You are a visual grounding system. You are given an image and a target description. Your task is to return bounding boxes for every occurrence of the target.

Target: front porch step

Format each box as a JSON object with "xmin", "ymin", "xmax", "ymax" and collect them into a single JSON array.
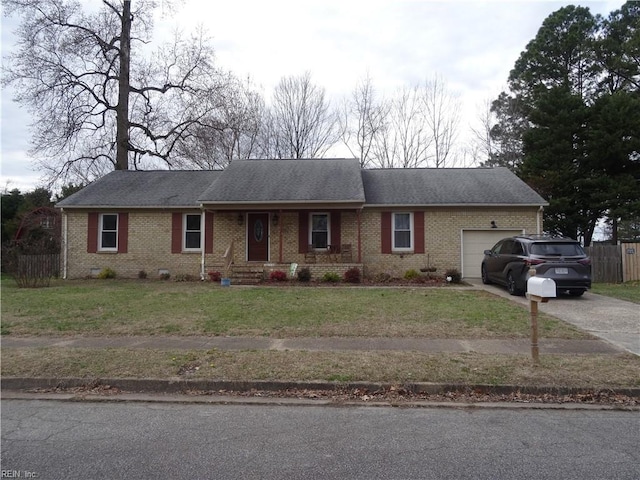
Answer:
[{"xmin": 229, "ymin": 264, "xmax": 264, "ymax": 285}]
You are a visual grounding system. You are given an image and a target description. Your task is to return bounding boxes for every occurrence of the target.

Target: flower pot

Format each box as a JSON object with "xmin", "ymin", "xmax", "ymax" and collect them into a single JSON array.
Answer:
[{"xmin": 221, "ymin": 278, "xmax": 231, "ymax": 287}]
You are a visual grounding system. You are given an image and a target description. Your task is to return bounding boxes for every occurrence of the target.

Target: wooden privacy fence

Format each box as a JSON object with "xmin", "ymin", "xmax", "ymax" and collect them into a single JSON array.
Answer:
[
  {"xmin": 17, "ymin": 254, "xmax": 61, "ymax": 279},
  {"xmin": 585, "ymin": 243, "xmax": 639, "ymax": 283},
  {"xmin": 621, "ymin": 242, "xmax": 640, "ymax": 282}
]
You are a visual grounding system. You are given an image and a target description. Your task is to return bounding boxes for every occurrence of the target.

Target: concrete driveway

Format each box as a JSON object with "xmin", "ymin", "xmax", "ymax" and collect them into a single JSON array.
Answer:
[{"xmin": 467, "ymin": 279, "xmax": 640, "ymax": 356}]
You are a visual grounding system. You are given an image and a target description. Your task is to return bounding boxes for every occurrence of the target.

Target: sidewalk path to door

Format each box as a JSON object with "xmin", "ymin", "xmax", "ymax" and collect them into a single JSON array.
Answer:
[{"xmin": 467, "ymin": 279, "xmax": 639, "ymax": 356}]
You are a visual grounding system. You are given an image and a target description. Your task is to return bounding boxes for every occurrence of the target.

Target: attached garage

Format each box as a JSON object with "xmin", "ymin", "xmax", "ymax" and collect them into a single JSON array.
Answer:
[{"xmin": 461, "ymin": 229, "xmax": 523, "ymax": 278}]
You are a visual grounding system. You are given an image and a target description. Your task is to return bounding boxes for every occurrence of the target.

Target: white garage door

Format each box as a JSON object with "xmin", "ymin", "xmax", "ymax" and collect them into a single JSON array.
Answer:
[{"xmin": 461, "ymin": 230, "xmax": 523, "ymax": 278}]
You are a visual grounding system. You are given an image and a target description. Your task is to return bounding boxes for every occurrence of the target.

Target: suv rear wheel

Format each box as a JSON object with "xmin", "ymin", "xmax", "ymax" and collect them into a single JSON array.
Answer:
[{"xmin": 481, "ymin": 264, "xmax": 492, "ymax": 285}]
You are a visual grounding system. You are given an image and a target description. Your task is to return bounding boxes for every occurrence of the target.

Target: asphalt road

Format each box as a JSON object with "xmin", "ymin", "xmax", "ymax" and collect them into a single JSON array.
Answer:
[{"xmin": 2, "ymin": 400, "xmax": 638, "ymax": 480}]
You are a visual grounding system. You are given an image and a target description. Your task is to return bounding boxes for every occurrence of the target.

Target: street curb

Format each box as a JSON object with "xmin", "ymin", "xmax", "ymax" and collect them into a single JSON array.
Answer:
[
  {"xmin": 2, "ymin": 377, "xmax": 639, "ymax": 398},
  {"xmin": 3, "ymin": 391, "xmax": 638, "ymax": 411}
]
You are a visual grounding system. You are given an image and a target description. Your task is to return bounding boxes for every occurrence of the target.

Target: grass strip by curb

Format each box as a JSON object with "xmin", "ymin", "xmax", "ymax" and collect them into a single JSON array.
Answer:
[{"xmin": 3, "ymin": 348, "xmax": 639, "ymax": 389}]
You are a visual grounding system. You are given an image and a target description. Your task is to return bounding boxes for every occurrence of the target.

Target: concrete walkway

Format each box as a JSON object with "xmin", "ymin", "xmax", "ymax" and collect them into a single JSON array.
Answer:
[
  {"xmin": 0, "ymin": 335, "xmax": 623, "ymax": 355},
  {"xmin": 467, "ymin": 280, "xmax": 639, "ymax": 356}
]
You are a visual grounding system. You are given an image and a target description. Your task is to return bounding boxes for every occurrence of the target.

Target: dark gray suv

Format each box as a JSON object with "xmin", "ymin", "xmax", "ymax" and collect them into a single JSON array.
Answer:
[{"xmin": 481, "ymin": 235, "xmax": 591, "ymax": 296}]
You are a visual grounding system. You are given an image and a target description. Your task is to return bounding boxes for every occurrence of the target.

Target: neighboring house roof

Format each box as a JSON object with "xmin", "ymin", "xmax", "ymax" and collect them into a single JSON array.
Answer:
[
  {"xmin": 198, "ymin": 158, "xmax": 366, "ymax": 205},
  {"xmin": 361, "ymin": 167, "xmax": 547, "ymax": 206},
  {"xmin": 55, "ymin": 161, "xmax": 547, "ymax": 209},
  {"xmin": 14, "ymin": 206, "xmax": 61, "ymax": 241},
  {"xmin": 56, "ymin": 170, "xmax": 222, "ymax": 208}
]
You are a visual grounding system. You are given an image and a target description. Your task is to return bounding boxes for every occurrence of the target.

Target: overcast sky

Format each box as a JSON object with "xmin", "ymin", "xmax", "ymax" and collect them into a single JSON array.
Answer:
[{"xmin": 0, "ymin": 0, "xmax": 624, "ymax": 192}]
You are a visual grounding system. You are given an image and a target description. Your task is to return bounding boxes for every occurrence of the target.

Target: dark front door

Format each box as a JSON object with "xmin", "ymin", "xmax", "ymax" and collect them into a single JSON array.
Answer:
[{"xmin": 247, "ymin": 213, "xmax": 269, "ymax": 262}]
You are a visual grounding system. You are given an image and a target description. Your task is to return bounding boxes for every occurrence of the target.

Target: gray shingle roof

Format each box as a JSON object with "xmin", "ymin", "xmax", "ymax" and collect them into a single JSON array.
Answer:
[
  {"xmin": 361, "ymin": 167, "xmax": 547, "ymax": 206},
  {"xmin": 56, "ymin": 170, "xmax": 222, "ymax": 208},
  {"xmin": 55, "ymin": 163, "xmax": 547, "ymax": 209},
  {"xmin": 198, "ymin": 159, "xmax": 366, "ymax": 204}
]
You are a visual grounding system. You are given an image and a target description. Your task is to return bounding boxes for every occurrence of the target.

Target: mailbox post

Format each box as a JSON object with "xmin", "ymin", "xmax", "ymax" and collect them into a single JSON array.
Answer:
[{"xmin": 526, "ymin": 269, "xmax": 556, "ymax": 363}]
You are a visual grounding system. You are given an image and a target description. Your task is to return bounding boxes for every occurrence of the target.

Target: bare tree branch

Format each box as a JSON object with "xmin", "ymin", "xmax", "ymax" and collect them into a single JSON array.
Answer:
[
  {"xmin": 422, "ymin": 74, "xmax": 461, "ymax": 168},
  {"xmin": 340, "ymin": 73, "xmax": 389, "ymax": 168},
  {"xmin": 263, "ymin": 72, "xmax": 339, "ymax": 159},
  {"xmin": 3, "ymin": 0, "xmax": 231, "ymax": 185}
]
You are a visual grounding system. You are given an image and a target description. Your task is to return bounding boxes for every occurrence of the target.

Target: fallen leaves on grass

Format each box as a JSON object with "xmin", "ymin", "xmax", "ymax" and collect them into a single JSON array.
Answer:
[{"xmin": 189, "ymin": 385, "xmax": 639, "ymax": 407}]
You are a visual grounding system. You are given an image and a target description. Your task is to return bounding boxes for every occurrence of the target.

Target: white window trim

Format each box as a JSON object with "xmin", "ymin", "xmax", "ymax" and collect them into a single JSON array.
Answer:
[
  {"xmin": 392, "ymin": 212, "xmax": 413, "ymax": 252},
  {"xmin": 309, "ymin": 212, "xmax": 331, "ymax": 250},
  {"xmin": 40, "ymin": 216, "xmax": 54, "ymax": 229},
  {"xmin": 98, "ymin": 213, "xmax": 118, "ymax": 252},
  {"xmin": 183, "ymin": 213, "xmax": 203, "ymax": 252}
]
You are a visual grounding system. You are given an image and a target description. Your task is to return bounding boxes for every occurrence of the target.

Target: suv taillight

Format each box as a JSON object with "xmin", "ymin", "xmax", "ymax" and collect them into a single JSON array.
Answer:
[{"xmin": 525, "ymin": 259, "xmax": 545, "ymax": 266}]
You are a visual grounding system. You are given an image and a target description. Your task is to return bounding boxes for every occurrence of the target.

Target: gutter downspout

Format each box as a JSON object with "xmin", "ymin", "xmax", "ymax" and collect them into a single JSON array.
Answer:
[
  {"xmin": 537, "ymin": 206, "xmax": 544, "ymax": 234},
  {"xmin": 278, "ymin": 209, "xmax": 283, "ymax": 263},
  {"xmin": 357, "ymin": 208, "xmax": 362, "ymax": 264},
  {"xmin": 62, "ymin": 208, "xmax": 68, "ymax": 279},
  {"xmin": 200, "ymin": 205, "xmax": 206, "ymax": 280}
]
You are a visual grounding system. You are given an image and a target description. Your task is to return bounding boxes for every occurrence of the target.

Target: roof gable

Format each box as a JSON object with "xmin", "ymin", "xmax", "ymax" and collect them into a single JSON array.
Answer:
[{"xmin": 198, "ymin": 158, "xmax": 366, "ymax": 204}]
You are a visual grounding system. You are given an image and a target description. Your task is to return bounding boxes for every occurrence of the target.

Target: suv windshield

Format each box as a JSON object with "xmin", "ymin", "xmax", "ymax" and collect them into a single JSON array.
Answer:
[{"xmin": 530, "ymin": 242, "xmax": 585, "ymax": 256}]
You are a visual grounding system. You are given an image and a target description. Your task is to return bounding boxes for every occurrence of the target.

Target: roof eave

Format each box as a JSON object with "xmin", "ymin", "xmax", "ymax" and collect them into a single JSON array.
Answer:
[
  {"xmin": 55, "ymin": 204, "xmax": 203, "ymax": 210},
  {"xmin": 200, "ymin": 199, "xmax": 365, "ymax": 208},
  {"xmin": 56, "ymin": 201, "xmax": 548, "ymax": 209},
  {"xmin": 363, "ymin": 202, "xmax": 549, "ymax": 208}
]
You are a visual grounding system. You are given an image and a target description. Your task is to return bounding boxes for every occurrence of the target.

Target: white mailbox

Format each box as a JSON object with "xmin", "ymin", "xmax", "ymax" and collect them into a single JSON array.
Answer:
[{"xmin": 527, "ymin": 276, "xmax": 556, "ymax": 299}]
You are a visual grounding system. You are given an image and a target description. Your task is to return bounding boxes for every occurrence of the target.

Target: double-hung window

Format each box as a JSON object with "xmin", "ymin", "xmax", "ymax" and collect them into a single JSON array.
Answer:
[
  {"xmin": 392, "ymin": 212, "xmax": 412, "ymax": 251},
  {"xmin": 99, "ymin": 213, "xmax": 118, "ymax": 251},
  {"xmin": 310, "ymin": 213, "xmax": 329, "ymax": 249},
  {"xmin": 40, "ymin": 216, "xmax": 54, "ymax": 230},
  {"xmin": 184, "ymin": 214, "xmax": 202, "ymax": 251}
]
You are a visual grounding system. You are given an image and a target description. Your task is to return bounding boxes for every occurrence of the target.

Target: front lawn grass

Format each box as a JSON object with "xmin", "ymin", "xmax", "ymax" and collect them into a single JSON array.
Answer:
[
  {"xmin": 3, "ymin": 278, "xmax": 638, "ymax": 390},
  {"xmin": 591, "ymin": 281, "xmax": 640, "ymax": 304},
  {"xmin": 0, "ymin": 278, "xmax": 588, "ymax": 339}
]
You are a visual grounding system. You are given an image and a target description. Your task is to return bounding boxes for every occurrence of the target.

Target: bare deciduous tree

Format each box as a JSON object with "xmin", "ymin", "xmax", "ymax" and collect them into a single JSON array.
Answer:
[
  {"xmin": 372, "ymin": 86, "xmax": 431, "ymax": 168},
  {"xmin": 469, "ymin": 97, "xmax": 496, "ymax": 165},
  {"xmin": 174, "ymin": 75, "xmax": 265, "ymax": 169},
  {"xmin": 393, "ymin": 86, "xmax": 431, "ymax": 168},
  {"xmin": 3, "ymin": 0, "xmax": 226, "ymax": 184},
  {"xmin": 339, "ymin": 74, "xmax": 389, "ymax": 168},
  {"xmin": 349, "ymin": 75, "xmax": 463, "ymax": 169},
  {"xmin": 263, "ymin": 72, "xmax": 338, "ymax": 159},
  {"xmin": 422, "ymin": 74, "xmax": 461, "ymax": 168}
]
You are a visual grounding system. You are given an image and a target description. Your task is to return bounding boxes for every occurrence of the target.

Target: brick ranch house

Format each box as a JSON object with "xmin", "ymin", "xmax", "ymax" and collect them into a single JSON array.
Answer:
[{"xmin": 55, "ymin": 158, "xmax": 547, "ymax": 281}]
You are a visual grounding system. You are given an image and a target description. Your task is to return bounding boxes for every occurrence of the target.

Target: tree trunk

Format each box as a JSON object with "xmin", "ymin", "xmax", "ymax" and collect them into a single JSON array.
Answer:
[{"xmin": 116, "ymin": 0, "xmax": 131, "ymax": 170}]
